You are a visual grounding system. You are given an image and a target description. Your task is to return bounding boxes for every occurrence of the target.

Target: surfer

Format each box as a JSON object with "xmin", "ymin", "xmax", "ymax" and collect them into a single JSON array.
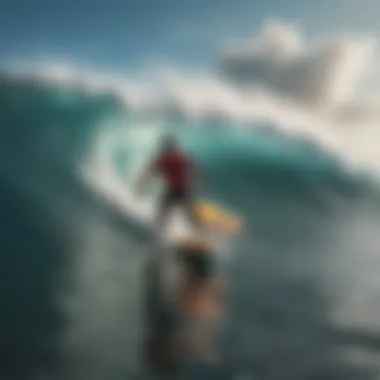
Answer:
[{"xmin": 138, "ymin": 134, "xmax": 202, "ymax": 235}]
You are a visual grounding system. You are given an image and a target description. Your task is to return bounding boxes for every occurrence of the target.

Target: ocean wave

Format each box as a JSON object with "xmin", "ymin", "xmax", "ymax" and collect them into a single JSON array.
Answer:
[
  {"xmin": 5, "ymin": 60, "xmax": 380, "ymax": 178},
  {"xmin": 2, "ymin": 69, "xmax": 380, "ymax": 379}
]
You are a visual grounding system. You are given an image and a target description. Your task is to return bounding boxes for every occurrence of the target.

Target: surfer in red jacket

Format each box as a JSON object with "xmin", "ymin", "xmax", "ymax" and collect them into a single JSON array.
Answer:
[{"xmin": 138, "ymin": 134, "xmax": 201, "ymax": 234}]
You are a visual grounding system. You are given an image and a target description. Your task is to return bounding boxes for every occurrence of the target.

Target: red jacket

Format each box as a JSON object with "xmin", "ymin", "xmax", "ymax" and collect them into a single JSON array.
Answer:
[{"xmin": 154, "ymin": 149, "xmax": 193, "ymax": 190}]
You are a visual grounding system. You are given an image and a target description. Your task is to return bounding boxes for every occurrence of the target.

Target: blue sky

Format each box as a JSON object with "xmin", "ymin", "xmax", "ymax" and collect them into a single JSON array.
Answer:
[{"xmin": 1, "ymin": 0, "xmax": 379, "ymax": 71}]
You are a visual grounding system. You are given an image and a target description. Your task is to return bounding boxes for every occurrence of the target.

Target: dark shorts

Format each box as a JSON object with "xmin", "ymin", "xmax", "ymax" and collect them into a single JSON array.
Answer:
[{"xmin": 181, "ymin": 249, "xmax": 213, "ymax": 279}]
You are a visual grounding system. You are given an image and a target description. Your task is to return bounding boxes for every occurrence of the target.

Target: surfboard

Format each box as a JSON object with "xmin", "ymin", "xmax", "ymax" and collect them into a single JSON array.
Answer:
[{"xmin": 194, "ymin": 199, "xmax": 243, "ymax": 236}]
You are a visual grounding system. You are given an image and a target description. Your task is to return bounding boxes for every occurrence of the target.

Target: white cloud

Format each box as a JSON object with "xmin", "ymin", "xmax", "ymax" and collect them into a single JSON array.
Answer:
[{"xmin": 219, "ymin": 21, "xmax": 376, "ymax": 110}]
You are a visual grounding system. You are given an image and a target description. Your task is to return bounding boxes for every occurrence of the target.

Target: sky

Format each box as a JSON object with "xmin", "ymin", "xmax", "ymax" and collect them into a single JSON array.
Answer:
[{"xmin": 1, "ymin": 0, "xmax": 380, "ymax": 70}]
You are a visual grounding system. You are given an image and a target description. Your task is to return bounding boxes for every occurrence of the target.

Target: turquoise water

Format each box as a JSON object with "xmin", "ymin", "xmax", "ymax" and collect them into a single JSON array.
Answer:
[{"xmin": 1, "ymin": 73, "xmax": 380, "ymax": 379}]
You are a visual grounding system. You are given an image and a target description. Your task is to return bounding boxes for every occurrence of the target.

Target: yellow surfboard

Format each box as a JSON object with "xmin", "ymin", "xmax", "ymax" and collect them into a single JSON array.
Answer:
[{"xmin": 194, "ymin": 200, "xmax": 243, "ymax": 236}]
